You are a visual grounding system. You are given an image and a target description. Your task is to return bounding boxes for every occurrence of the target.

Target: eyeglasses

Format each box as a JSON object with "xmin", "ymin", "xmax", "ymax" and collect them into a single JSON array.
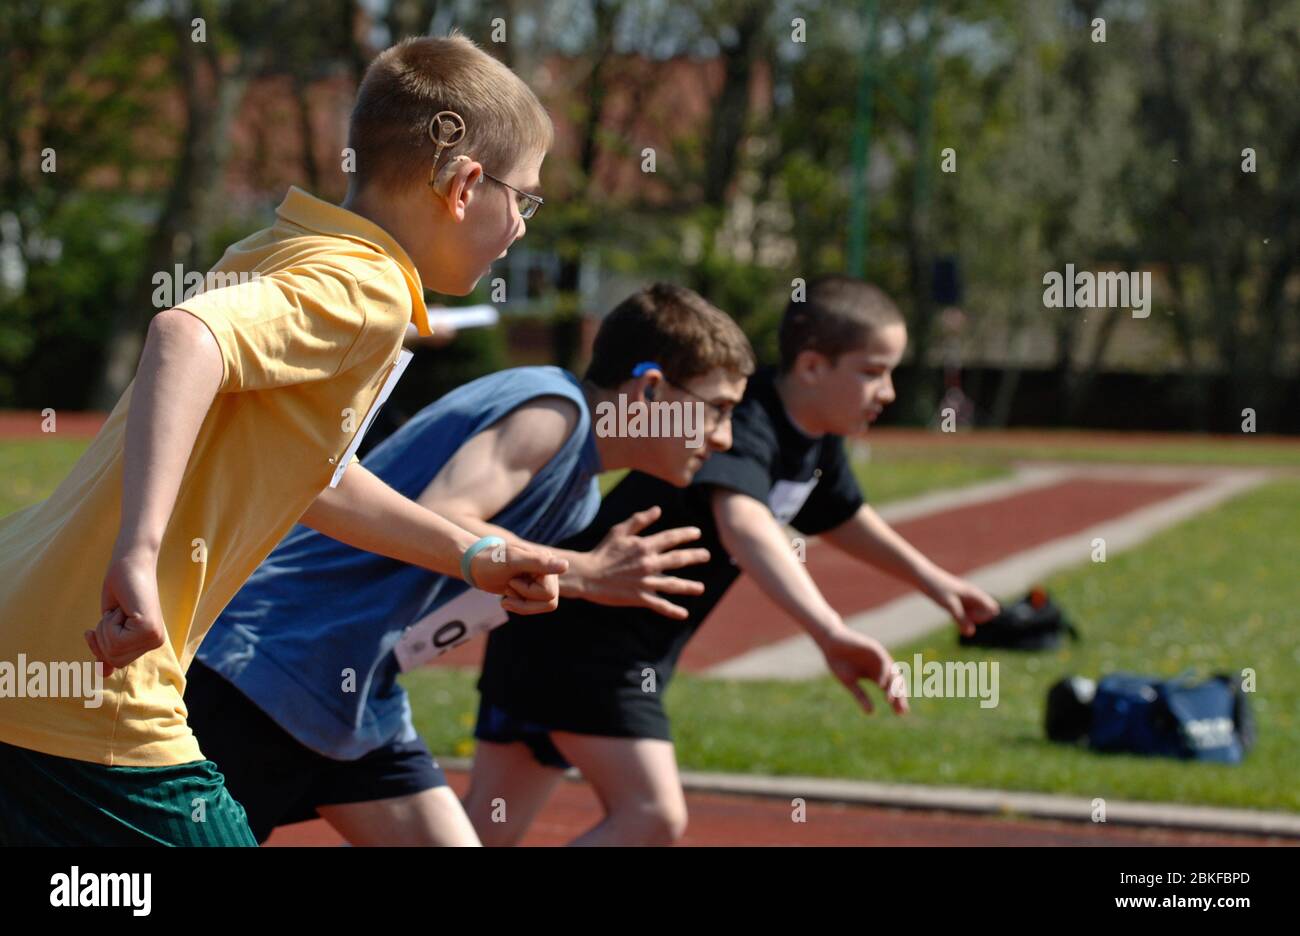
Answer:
[
  {"xmin": 662, "ymin": 378, "xmax": 736, "ymax": 430},
  {"xmin": 426, "ymin": 110, "xmax": 543, "ymax": 221},
  {"xmin": 479, "ymin": 171, "xmax": 544, "ymax": 220}
]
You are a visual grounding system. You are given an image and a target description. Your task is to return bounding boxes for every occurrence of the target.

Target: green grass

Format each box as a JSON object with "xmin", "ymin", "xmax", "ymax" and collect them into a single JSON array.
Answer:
[
  {"xmin": 405, "ymin": 672, "xmax": 483, "ymax": 760},
  {"xmin": 404, "ymin": 479, "xmax": 1300, "ymax": 812},
  {"xmin": 0, "ymin": 439, "xmax": 90, "ymax": 517},
  {"xmin": 850, "ymin": 457, "xmax": 1007, "ymax": 504},
  {"xmin": 872, "ymin": 432, "xmax": 1300, "ymax": 468},
  {"xmin": 0, "ymin": 440, "xmax": 1007, "ymax": 518},
  {"xmin": 599, "ymin": 458, "xmax": 1010, "ymax": 506}
]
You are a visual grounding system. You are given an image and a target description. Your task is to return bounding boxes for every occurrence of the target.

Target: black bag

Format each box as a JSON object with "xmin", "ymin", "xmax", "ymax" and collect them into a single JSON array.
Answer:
[
  {"xmin": 1045, "ymin": 675, "xmax": 1097, "ymax": 742},
  {"xmin": 960, "ymin": 587, "xmax": 1078, "ymax": 650}
]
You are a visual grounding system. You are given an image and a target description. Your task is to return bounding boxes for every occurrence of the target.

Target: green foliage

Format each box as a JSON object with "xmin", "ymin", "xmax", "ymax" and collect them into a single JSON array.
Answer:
[
  {"xmin": 3, "ymin": 0, "xmax": 1298, "ymax": 426},
  {"xmin": 0, "ymin": 196, "xmax": 151, "ymax": 406},
  {"xmin": 1, "ymin": 0, "xmax": 175, "ymax": 406}
]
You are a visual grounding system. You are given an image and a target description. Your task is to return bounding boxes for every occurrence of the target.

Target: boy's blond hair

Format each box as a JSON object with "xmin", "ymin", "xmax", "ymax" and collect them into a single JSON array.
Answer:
[{"xmin": 348, "ymin": 33, "xmax": 553, "ymax": 195}]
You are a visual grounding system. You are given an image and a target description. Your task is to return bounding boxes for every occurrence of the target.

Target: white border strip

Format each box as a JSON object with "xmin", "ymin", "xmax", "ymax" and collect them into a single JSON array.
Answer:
[
  {"xmin": 708, "ymin": 471, "xmax": 1269, "ymax": 680},
  {"xmin": 674, "ymin": 770, "xmax": 1300, "ymax": 838}
]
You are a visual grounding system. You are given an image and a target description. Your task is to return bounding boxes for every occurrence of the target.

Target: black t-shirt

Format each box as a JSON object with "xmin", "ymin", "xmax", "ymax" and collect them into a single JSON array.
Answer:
[{"xmin": 476, "ymin": 368, "xmax": 864, "ymax": 736}]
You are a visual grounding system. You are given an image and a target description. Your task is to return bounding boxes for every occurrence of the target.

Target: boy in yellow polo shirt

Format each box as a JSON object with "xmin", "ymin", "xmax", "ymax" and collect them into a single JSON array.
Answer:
[{"xmin": 0, "ymin": 33, "xmax": 561, "ymax": 845}]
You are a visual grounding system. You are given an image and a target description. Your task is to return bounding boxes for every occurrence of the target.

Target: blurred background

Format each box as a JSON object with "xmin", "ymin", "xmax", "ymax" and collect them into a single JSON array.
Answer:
[{"xmin": 3, "ymin": 0, "xmax": 1298, "ymax": 432}]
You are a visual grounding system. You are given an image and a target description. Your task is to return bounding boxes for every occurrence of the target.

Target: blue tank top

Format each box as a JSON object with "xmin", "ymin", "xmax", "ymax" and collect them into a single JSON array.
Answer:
[{"xmin": 196, "ymin": 367, "xmax": 602, "ymax": 759}]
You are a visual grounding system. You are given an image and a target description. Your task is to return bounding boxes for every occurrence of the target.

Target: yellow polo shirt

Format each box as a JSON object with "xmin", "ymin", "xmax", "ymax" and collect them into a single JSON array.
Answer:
[{"xmin": 0, "ymin": 187, "xmax": 432, "ymax": 766}]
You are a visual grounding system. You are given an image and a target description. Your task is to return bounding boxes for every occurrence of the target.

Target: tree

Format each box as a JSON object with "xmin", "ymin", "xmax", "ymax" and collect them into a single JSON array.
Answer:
[{"xmin": 1132, "ymin": 0, "xmax": 1300, "ymax": 429}]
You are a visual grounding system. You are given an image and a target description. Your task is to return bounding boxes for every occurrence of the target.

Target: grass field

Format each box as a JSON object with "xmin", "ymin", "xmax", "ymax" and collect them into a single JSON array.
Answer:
[
  {"xmin": 0, "ymin": 439, "xmax": 93, "ymax": 516},
  {"xmin": 403, "ymin": 478, "xmax": 1300, "ymax": 811},
  {"xmin": 8, "ymin": 426, "xmax": 1294, "ymax": 516},
  {"xmin": 864, "ymin": 429, "xmax": 1300, "ymax": 468},
  {"xmin": 599, "ymin": 457, "xmax": 1010, "ymax": 504},
  {"xmin": 4, "ymin": 431, "xmax": 1294, "ymax": 811},
  {"xmin": 1, "ymin": 438, "xmax": 1009, "ymax": 521}
]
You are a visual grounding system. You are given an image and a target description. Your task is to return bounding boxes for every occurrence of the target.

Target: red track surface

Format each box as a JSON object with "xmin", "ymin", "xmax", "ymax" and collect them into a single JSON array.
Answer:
[
  {"xmin": 265, "ymin": 770, "xmax": 1285, "ymax": 847},
  {"xmin": 0, "ymin": 411, "xmax": 109, "ymax": 438},
  {"xmin": 432, "ymin": 476, "xmax": 1198, "ymax": 671}
]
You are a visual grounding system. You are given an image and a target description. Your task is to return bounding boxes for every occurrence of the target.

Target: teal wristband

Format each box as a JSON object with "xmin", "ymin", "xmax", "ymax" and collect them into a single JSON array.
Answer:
[{"xmin": 461, "ymin": 535, "xmax": 506, "ymax": 590}]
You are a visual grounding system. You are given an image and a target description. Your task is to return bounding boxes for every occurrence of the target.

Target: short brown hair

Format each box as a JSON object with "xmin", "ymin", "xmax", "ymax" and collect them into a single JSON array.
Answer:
[
  {"xmin": 348, "ymin": 33, "xmax": 553, "ymax": 195},
  {"xmin": 585, "ymin": 284, "xmax": 756, "ymax": 389},
  {"xmin": 779, "ymin": 276, "xmax": 905, "ymax": 372}
]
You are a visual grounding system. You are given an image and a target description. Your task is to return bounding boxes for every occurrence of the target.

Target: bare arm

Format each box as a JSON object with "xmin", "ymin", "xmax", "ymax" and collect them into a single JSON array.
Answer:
[
  {"xmin": 300, "ymin": 462, "xmax": 478, "ymax": 578},
  {"xmin": 711, "ymin": 489, "xmax": 907, "ymax": 714},
  {"xmin": 411, "ymin": 398, "xmax": 709, "ymax": 618},
  {"xmin": 411, "ymin": 396, "xmax": 577, "ymax": 550},
  {"xmin": 711, "ymin": 489, "xmax": 842, "ymax": 645},
  {"xmin": 88, "ymin": 309, "xmax": 225, "ymax": 673},
  {"xmin": 299, "ymin": 459, "xmax": 566, "ymax": 612},
  {"xmin": 819, "ymin": 504, "xmax": 1000, "ymax": 635},
  {"xmin": 116, "ymin": 310, "xmax": 225, "ymax": 553}
]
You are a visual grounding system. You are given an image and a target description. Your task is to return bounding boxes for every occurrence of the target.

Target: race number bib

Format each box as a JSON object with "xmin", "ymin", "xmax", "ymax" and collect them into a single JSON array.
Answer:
[
  {"xmin": 768, "ymin": 476, "xmax": 819, "ymax": 525},
  {"xmin": 329, "ymin": 347, "xmax": 414, "ymax": 488},
  {"xmin": 393, "ymin": 587, "xmax": 509, "ymax": 671}
]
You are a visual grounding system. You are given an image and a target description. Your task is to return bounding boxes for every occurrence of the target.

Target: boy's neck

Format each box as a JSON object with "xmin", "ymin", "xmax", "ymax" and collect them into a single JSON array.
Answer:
[
  {"xmin": 582, "ymin": 381, "xmax": 638, "ymax": 472},
  {"xmin": 340, "ymin": 188, "xmax": 416, "ymax": 253},
  {"xmin": 773, "ymin": 372, "xmax": 825, "ymax": 438}
]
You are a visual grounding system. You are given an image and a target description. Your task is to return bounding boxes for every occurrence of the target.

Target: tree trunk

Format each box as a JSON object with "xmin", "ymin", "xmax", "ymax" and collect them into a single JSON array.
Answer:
[
  {"xmin": 1065, "ymin": 303, "xmax": 1120, "ymax": 424},
  {"xmin": 293, "ymin": 75, "xmax": 321, "ymax": 192},
  {"xmin": 702, "ymin": 3, "xmax": 766, "ymax": 208},
  {"xmin": 91, "ymin": 6, "xmax": 246, "ymax": 409}
]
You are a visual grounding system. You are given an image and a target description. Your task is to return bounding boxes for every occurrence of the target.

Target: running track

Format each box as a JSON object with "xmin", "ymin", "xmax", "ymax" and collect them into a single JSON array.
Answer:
[
  {"xmin": 4, "ymin": 414, "xmax": 1289, "ymax": 845},
  {"xmin": 431, "ymin": 473, "xmax": 1201, "ymax": 671},
  {"xmin": 265, "ymin": 769, "xmax": 1286, "ymax": 846}
]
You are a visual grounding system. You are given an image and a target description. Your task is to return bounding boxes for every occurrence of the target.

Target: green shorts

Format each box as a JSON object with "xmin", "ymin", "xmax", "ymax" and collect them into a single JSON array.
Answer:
[{"xmin": 0, "ymin": 740, "xmax": 256, "ymax": 846}]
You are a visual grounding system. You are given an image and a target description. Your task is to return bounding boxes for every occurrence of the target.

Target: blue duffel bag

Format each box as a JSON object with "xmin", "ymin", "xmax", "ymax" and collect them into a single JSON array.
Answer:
[{"xmin": 1046, "ymin": 671, "xmax": 1254, "ymax": 763}]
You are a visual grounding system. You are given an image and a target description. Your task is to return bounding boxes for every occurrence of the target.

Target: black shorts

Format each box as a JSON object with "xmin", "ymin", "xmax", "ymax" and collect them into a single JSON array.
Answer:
[
  {"xmin": 184, "ymin": 659, "xmax": 447, "ymax": 843},
  {"xmin": 473, "ymin": 699, "xmax": 574, "ymax": 770},
  {"xmin": 473, "ymin": 674, "xmax": 674, "ymax": 771}
]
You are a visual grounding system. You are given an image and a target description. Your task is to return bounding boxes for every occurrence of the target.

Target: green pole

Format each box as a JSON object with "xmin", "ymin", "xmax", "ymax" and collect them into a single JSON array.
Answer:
[
  {"xmin": 909, "ymin": 0, "xmax": 937, "ymax": 342},
  {"xmin": 847, "ymin": 0, "xmax": 880, "ymax": 277},
  {"xmin": 913, "ymin": 0, "xmax": 936, "ymax": 244}
]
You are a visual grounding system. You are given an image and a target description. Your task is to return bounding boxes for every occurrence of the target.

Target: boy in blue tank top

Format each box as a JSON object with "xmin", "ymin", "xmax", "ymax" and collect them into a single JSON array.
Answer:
[{"xmin": 185, "ymin": 283, "xmax": 755, "ymax": 844}]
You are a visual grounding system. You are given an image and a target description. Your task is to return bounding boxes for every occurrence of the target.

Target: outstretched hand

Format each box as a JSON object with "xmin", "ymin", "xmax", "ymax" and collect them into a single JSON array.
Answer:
[
  {"xmin": 929, "ymin": 573, "xmax": 1000, "ymax": 637},
  {"xmin": 821, "ymin": 628, "xmax": 909, "ymax": 715},
  {"xmin": 577, "ymin": 505, "xmax": 711, "ymax": 619}
]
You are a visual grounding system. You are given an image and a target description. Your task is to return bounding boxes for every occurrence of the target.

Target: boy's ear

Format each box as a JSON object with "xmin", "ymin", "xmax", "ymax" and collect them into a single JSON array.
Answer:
[
  {"xmin": 431, "ymin": 156, "xmax": 483, "ymax": 222},
  {"xmin": 638, "ymin": 369, "xmax": 662, "ymax": 402},
  {"xmin": 792, "ymin": 348, "xmax": 828, "ymax": 381},
  {"xmin": 617, "ymin": 371, "xmax": 661, "ymax": 403}
]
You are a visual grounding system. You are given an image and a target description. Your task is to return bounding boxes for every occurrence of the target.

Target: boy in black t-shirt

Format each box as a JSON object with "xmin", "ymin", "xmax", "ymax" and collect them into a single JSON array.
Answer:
[{"xmin": 465, "ymin": 276, "xmax": 1001, "ymax": 846}]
